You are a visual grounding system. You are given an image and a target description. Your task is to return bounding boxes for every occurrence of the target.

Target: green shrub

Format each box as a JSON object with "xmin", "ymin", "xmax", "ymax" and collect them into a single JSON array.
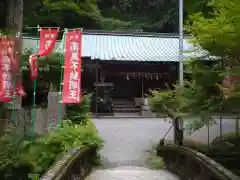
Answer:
[
  {"xmin": 64, "ymin": 94, "xmax": 91, "ymax": 124},
  {"xmin": 211, "ymin": 132, "xmax": 239, "ymax": 145},
  {"xmin": 0, "ymin": 119, "xmax": 103, "ymax": 179},
  {"xmin": 149, "ymin": 90, "xmax": 176, "ymax": 114},
  {"xmin": 0, "ymin": 125, "xmax": 31, "ymax": 179},
  {"xmin": 206, "ymin": 133, "xmax": 240, "ymax": 176},
  {"xmin": 182, "ymin": 139, "xmax": 208, "ymax": 151},
  {"xmin": 181, "ymin": 134, "xmax": 240, "ymax": 176},
  {"xmin": 22, "ymin": 120, "xmax": 103, "ymax": 176}
]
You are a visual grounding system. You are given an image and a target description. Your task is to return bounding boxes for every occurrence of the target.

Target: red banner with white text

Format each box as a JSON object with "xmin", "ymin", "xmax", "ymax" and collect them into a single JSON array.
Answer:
[
  {"xmin": 38, "ymin": 28, "xmax": 59, "ymax": 57},
  {"xmin": 62, "ymin": 31, "xmax": 82, "ymax": 103},
  {"xmin": 29, "ymin": 54, "xmax": 38, "ymax": 80},
  {"xmin": 0, "ymin": 36, "xmax": 26, "ymax": 101},
  {"xmin": 0, "ymin": 36, "xmax": 13, "ymax": 102},
  {"xmin": 29, "ymin": 28, "xmax": 59, "ymax": 80},
  {"xmin": 6, "ymin": 36, "xmax": 26, "ymax": 97}
]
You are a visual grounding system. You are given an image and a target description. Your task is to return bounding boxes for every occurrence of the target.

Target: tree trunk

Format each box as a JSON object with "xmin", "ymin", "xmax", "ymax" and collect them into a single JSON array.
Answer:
[{"xmin": 5, "ymin": 0, "xmax": 23, "ymax": 34}]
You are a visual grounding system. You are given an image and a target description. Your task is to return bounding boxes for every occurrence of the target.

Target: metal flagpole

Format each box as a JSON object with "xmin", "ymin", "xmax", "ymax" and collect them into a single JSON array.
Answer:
[
  {"xmin": 31, "ymin": 25, "xmax": 40, "ymax": 139},
  {"xmin": 57, "ymin": 28, "xmax": 67, "ymax": 124},
  {"xmin": 179, "ymin": 0, "xmax": 184, "ymax": 86},
  {"xmin": 173, "ymin": 0, "xmax": 184, "ymax": 145}
]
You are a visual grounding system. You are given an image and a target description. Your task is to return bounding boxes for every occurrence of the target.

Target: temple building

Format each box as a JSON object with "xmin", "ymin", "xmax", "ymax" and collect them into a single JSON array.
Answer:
[{"xmin": 22, "ymin": 30, "xmax": 207, "ymax": 116}]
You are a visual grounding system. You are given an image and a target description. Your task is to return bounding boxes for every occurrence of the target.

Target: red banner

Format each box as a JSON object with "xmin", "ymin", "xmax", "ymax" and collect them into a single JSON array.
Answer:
[
  {"xmin": 0, "ymin": 36, "xmax": 25, "ymax": 100},
  {"xmin": 38, "ymin": 28, "xmax": 59, "ymax": 57},
  {"xmin": 7, "ymin": 36, "xmax": 25, "ymax": 97},
  {"xmin": 62, "ymin": 31, "xmax": 82, "ymax": 103},
  {"xmin": 0, "ymin": 37, "xmax": 13, "ymax": 102},
  {"xmin": 28, "ymin": 54, "xmax": 38, "ymax": 80}
]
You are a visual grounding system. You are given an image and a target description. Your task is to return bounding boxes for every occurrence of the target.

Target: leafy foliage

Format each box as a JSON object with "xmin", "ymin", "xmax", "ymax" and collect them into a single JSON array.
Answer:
[
  {"xmin": 186, "ymin": 133, "xmax": 240, "ymax": 176},
  {"xmin": 1, "ymin": 0, "xmax": 215, "ymax": 34},
  {"xmin": 64, "ymin": 94, "xmax": 92, "ymax": 124},
  {"xmin": 149, "ymin": 60, "xmax": 224, "ymax": 133},
  {"xmin": 0, "ymin": 120, "xmax": 103, "ymax": 179},
  {"xmin": 187, "ymin": 0, "xmax": 240, "ymax": 64},
  {"xmin": 187, "ymin": 0, "xmax": 240, "ymax": 112},
  {"xmin": 150, "ymin": 0, "xmax": 240, "ymax": 134},
  {"xmin": 22, "ymin": 120, "xmax": 103, "ymax": 176},
  {"xmin": 98, "ymin": 0, "xmax": 179, "ymax": 32},
  {"xmin": 150, "ymin": 60, "xmax": 223, "ymax": 114},
  {"xmin": 24, "ymin": 0, "xmax": 101, "ymax": 31}
]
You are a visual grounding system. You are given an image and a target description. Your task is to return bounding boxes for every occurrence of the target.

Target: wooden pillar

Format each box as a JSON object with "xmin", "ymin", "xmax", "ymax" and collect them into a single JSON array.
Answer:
[
  {"xmin": 173, "ymin": 117, "xmax": 183, "ymax": 145},
  {"xmin": 95, "ymin": 60, "xmax": 99, "ymax": 117}
]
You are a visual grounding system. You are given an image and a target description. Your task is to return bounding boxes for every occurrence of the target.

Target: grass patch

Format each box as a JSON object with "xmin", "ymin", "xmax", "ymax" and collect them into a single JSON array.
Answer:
[{"xmin": 145, "ymin": 144, "xmax": 165, "ymax": 169}]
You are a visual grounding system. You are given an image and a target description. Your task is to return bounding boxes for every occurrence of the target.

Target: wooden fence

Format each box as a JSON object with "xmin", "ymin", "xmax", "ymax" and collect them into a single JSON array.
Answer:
[{"xmin": 1, "ymin": 92, "xmax": 65, "ymax": 136}]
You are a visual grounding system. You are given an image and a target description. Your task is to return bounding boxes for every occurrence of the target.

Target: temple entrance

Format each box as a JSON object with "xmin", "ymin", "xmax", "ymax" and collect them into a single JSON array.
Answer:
[
  {"xmin": 105, "ymin": 75, "xmax": 142, "ymax": 99},
  {"xmin": 82, "ymin": 59, "xmax": 178, "ymax": 115}
]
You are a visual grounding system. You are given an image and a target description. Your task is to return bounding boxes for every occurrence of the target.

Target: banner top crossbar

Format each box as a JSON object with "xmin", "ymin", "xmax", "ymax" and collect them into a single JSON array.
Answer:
[{"xmin": 24, "ymin": 26, "xmax": 83, "ymax": 32}]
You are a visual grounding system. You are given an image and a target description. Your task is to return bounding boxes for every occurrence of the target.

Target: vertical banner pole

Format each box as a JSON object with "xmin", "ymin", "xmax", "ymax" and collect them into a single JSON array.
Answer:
[
  {"xmin": 11, "ymin": 33, "xmax": 19, "ymax": 122},
  {"xmin": 179, "ymin": 0, "xmax": 184, "ymax": 86},
  {"xmin": 57, "ymin": 29, "xmax": 67, "ymax": 124},
  {"xmin": 95, "ymin": 60, "xmax": 99, "ymax": 117},
  {"xmin": 31, "ymin": 25, "xmax": 40, "ymax": 139}
]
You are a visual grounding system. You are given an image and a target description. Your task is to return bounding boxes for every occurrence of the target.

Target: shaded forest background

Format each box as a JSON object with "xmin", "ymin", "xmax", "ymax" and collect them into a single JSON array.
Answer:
[{"xmin": 0, "ymin": 0, "xmax": 211, "ymax": 35}]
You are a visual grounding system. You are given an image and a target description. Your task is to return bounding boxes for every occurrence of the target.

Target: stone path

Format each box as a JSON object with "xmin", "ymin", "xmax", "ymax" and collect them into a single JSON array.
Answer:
[
  {"xmin": 86, "ymin": 166, "xmax": 179, "ymax": 180},
  {"xmin": 86, "ymin": 118, "xmax": 179, "ymax": 180}
]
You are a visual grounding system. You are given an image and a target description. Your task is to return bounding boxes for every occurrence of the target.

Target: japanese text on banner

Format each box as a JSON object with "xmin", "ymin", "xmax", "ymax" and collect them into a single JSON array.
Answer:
[
  {"xmin": 0, "ymin": 37, "xmax": 13, "ymax": 102},
  {"xmin": 62, "ymin": 31, "xmax": 82, "ymax": 103},
  {"xmin": 38, "ymin": 28, "xmax": 59, "ymax": 57}
]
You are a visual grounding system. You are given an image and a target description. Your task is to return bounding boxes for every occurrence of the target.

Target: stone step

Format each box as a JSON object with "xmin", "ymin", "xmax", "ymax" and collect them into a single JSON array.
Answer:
[
  {"xmin": 86, "ymin": 167, "xmax": 180, "ymax": 180},
  {"xmin": 112, "ymin": 101, "xmax": 133, "ymax": 104},
  {"xmin": 112, "ymin": 99, "xmax": 133, "ymax": 103},
  {"xmin": 113, "ymin": 102, "xmax": 134, "ymax": 105},
  {"xmin": 113, "ymin": 99, "xmax": 133, "ymax": 101},
  {"xmin": 113, "ymin": 107, "xmax": 140, "ymax": 112},
  {"xmin": 113, "ymin": 104, "xmax": 135, "ymax": 108}
]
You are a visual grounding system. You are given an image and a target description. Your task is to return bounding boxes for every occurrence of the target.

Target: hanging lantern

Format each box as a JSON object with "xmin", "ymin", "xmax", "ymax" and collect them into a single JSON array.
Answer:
[
  {"xmin": 127, "ymin": 73, "xmax": 129, "ymax": 80},
  {"xmin": 156, "ymin": 73, "xmax": 159, "ymax": 80}
]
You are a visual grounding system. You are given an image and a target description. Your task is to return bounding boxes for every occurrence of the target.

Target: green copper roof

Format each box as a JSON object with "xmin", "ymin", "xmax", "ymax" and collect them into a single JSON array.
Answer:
[{"xmin": 22, "ymin": 31, "xmax": 208, "ymax": 62}]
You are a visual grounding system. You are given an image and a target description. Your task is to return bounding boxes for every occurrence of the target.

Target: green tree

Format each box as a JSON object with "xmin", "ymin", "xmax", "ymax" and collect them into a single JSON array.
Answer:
[
  {"xmin": 149, "ymin": 60, "xmax": 223, "ymax": 134},
  {"xmin": 98, "ymin": 0, "xmax": 179, "ymax": 32},
  {"xmin": 188, "ymin": 0, "xmax": 240, "ymax": 64},
  {"xmin": 187, "ymin": 0, "xmax": 240, "ymax": 111},
  {"xmin": 150, "ymin": 0, "xmax": 240, "ymax": 135}
]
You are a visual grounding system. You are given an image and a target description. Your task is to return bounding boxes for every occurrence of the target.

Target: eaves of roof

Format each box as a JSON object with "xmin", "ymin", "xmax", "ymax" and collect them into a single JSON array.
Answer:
[{"xmin": 22, "ymin": 31, "xmax": 208, "ymax": 62}]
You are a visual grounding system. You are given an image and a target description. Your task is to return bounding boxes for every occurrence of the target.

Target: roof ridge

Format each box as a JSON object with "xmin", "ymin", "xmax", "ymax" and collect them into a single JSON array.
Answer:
[{"xmin": 82, "ymin": 30, "xmax": 187, "ymax": 38}]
